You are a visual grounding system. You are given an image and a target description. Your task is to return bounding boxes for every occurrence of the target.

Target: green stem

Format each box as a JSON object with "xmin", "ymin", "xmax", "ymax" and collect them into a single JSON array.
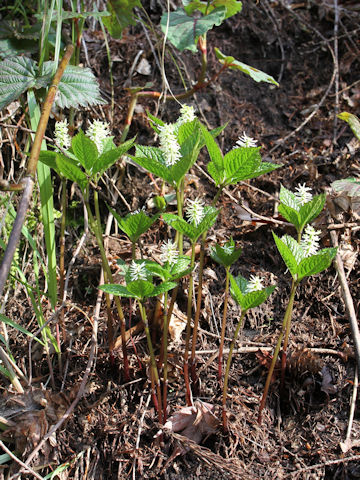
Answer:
[
  {"xmin": 139, "ymin": 301, "xmax": 163, "ymax": 424},
  {"xmin": 218, "ymin": 266, "xmax": 230, "ymax": 382},
  {"xmin": 222, "ymin": 310, "xmax": 246, "ymax": 431},
  {"xmin": 258, "ymin": 280, "xmax": 298, "ymax": 423},
  {"xmin": 184, "ymin": 243, "xmax": 196, "ymax": 405},
  {"xmin": 175, "ymin": 186, "xmax": 184, "ymax": 255},
  {"xmin": 58, "ymin": 177, "xmax": 67, "ymax": 340}
]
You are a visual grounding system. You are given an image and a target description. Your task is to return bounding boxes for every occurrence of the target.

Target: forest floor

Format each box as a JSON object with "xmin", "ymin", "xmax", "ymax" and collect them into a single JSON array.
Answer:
[{"xmin": 1, "ymin": 0, "xmax": 360, "ymax": 479}]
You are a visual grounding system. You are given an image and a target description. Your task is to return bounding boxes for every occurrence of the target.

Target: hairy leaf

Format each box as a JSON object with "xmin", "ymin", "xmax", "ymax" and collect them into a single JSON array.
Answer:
[{"xmin": 0, "ymin": 56, "xmax": 37, "ymax": 109}]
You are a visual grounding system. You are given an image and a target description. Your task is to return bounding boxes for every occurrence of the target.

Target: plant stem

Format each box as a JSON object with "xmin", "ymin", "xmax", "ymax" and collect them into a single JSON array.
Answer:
[
  {"xmin": 175, "ymin": 186, "xmax": 184, "ymax": 255},
  {"xmin": 161, "ymin": 291, "xmax": 169, "ymax": 421},
  {"xmin": 139, "ymin": 301, "xmax": 163, "ymax": 424},
  {"xmin": 280, "ymin": 279, "xmax": 298, "ymax": 389},
  {"xmin": 85, "ymin": 192, "xmax": 129, "ymax": 381},
  {"xmin": 258, "ymin": 280, "xmax": 298, "ymax": 423},
  {"xmin": 184, "ymin": 243, "xmax": 196, "ymax": 405},
  {"xmin": 218, "ymin": 266, "xmax": 230, "ymax": 382},
  {"xmin": 58, "ymin": 177, "xmax": 67, "ymax": 341},
  {"xmin": 222, "ymin": 310, "xmax": 246, "ymax": 431}
]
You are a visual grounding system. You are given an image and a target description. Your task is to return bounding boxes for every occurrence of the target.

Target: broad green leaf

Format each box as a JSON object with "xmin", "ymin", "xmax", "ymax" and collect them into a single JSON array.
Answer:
[
  {"xmin": 109, "ymin": 207, "xmax": 159, "ymax": 243},
  {"xmin": 127, "ymin": 279, "xmax": 155, "ymax": 299},
  {"xmin": 223, "ymin": 147, "xmax": 261, "ymax": 184},
  {"xmin": 215, "ymin": 48, "xmax": 279, "ymax": 86},
  {"xmin": 250, "ymin": 161, "xmax": 281, "ymax": 179},
  {"xmin": 332, "ymin": 178, "xmax": 360, "ymax": 197},
  {"xmin": 298, "ymin": 194, "xmax": 326, "ymax": 231},
  {"xmin": 273, "ymin": 233, "xmax": 299, "ymax": 278},
  {"xmin": 177, "ymin": 119, "xmax": 199, "ymax": 144},
  {"xmin": 133, "ymin": 145, "xmax": 174, "ymax": 183},
  {"xmin": 103, "ymin": 0, "xmax": 141, "ymax": 39},
  {"xmin": 183, "ymin": 0, "xmax": 242, "ymax": 19},
  {"xmin": 92, "ymin": 137, "xmax": 135, "ymax": 178},
  {"xmin": 279, "ymin": 185, "xmax": 301, "ymax": 211},
  {"xmin": 56, "ymin": 154, "xmax": 88, "ymax": 191},
  {"xmin": 230, "ymin": 275, "xmax": 275, "ymax": 310},
  {"xmin": 278, "ymin": 204, "xmax": 301, "ymax": 229},
  {"xmin": 162, "ymin": 214, "xmax": 197, "ymax": 239},
  {"xmin": 99, "ymin": 283, "xmax": 134, "ymax": 297},
  {"xmin": 42, "ymin": 62, "xmax": 104, "ymax": 109},
  {"xmin": 167, "ymin": 256, "xmax": 193, "ymax": 280},
  {"xmin": 337, "ymin": 112, "xmax": 360, "ymax": 141},
  {"xmin": 72, "ymin": 130, "xmax": 98, "ymax": 172},
  {"xmin": 200, "ymin": 123, "xmax": 224, "ymax": 185},
  {"xmin": 210, "ymin": 240, "xmax": 242, "ymax": 267},
  {"xmin": 0, "ymin": 56, "xmax": 37, "ymax": 109},
  {"xmin": 169, "ymin": 130, "xmax": 201, "ymax": 186},
  {"xmin": 297, "ymin": 248, "xmax": 337, "ymax": 280},
  {"xmin": 39, "ymin": 151, "xmax": 58, "ymax": 172},
  {"xmin": 0, "ymin": 313, "xmax": 44, "ymax": 346},
  {"xmin": 151, "ymin": 281, "xmax": 177, "ymax": 297},
  {"xmin": 161, "ymin": 7, "xmax": 226, "ymax": 53}
]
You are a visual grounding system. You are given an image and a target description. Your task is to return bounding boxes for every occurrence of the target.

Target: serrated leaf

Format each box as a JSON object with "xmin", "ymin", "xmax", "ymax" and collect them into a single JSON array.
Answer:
[
  {"xmin": 71, "ymin": 130, "xmax": 98, "ymax": 172},
  {"xmin": 162, "ymin": 213, "xmax": 196, "ymax": 239},
  {"xmin": 273, "ymin": 233, "xmax": 299, "ymax": 278},
  {"xmin": 278, "ymin": 204, "xmax": 301, "ymax": 229},
  {"xmin": 332, "ymin": 178, "xmax": 360, "ymax": 197},
  {"xmin": 151, "ymin": 281, "xmax": 177, "ymax": 297},
  {"xmin": 133, "ymin": 145, "xmax": 174, "ymax": 183},
  {"xmin": 102, "ymin": 0, "xmax": 141, "ymax": 39},
  {"xmin": 223, "ymin": 147, "xmax": 261, "ymax": 184},
  {"xmin": 99, "ymin": 283, "xmax": 134, "ymax": 297},
  {"xmin": 230, "ymin": 275, "xmax": 275, "ymax": 310},
  {"xmin": 0, "ymin": 56, "xmax": 37, "ymax": 110},
  {"xmin": 210, "ymin": 241, "xmax": 242, "ymax": 267},
  {"xmin": 183, "ymin": 0, "xmax": 242, "ymax": 18},
  {"xmin": 337, "ymin": 112, "xmax": 360, "ymax": 141},
  {"xmin": 168, "ymin": 256, "xmax": 193, "ymax": 280},
  {"xmin": 42, "ymin": 62, "xmax": 104, "ymax": 109},
  {"xmin": 55, "ymin": 154, "xmax": 88, "ymax": 191},
  {"xmin": 215, "ymin": 48, "xmax": 279, "ymax": 86},
  {"xmin": 127, "ymin": 280, "xmax": 155, "ymax": 299},
  {"xmin": 169, "ymin": 129, "xmax": 201, "ymax": 186},
  {"xmin": 250, "ymin": 161, "xmax": 282, "ymax": 179},
  {"xmin": 297, "ymin": 248, "xmax": 337, "ymax": 280},
  {"xmin": 177, "ymin": 119, "xmax": 199, "ymax": 144},
  {"xmin": 200, "ymin": 123, "xmax": 224, "ymax": 185},
  {"xmin": 279, "ymin": 185, "xmax": 301, "ymax": 211},
  {"xmin": 109, "ymin": 207, "xmax": 159, "ymax": 243},
  {"xmin": 298, "ymin": 194, "xmax": 326, "ymax": 231},
  {"xmin": 92, "ymin": 137, "xmax": 135, "ymax": 178},
  {"xmin": 161, "ymin": 7, "xmax": 226, "ymax": 53}
]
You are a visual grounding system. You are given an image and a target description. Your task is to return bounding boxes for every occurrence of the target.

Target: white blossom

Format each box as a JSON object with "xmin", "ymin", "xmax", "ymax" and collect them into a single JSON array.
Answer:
[
  {"xmin": 158, "ymin": 123, "xmax": 181, "ymax": 166},
  {"xmin": 222, "ymin": 244, "xmax": 234, "ymax": 255},
  {"xmin": 129, "ymin": 261, "xmax": 147, "ymax": 281},
  {"xmin": 54, "ymin": 119, "xmax": 71, "ymax": 150},
  {"xmin": 185, "ymin": 197, "xmax": 205, "ymax": 226},
  {"xmin": 235, "ymin": 132, "xmax": 258, "ymax": 148},
  {"xmin": 86, "ymin": 120, "xmax": 111, "ymax": 154},
  {"xmin": 161, "ymin": 240, "xmax": 179, "ymax": 265},
  {"xmin": 300, "ymin": 225, "xmax": 321, "ymax": 258},
  {"xmin": 294, "ymin": 183, "xmax": 313, "ymax": 206},
  {"xmin": 177, "ymin": 104, "xmax": 196, "ymax": 126},
  {"xmin": 246, "ymin": 275, "xmax": 264, "ymax": 293}
]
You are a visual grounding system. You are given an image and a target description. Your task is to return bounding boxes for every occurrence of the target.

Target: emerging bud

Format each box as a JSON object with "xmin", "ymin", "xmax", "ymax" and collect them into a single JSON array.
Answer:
[
  {"xmin": 86, "ymin": 120, "xmax": 111, "ymax": 154},
  {"xmin": 54, "ymin": 119, "xmax": 71, "ymax": 150},
  {"xmin": 185, "ymin": 197, "xmax": 205, "ymax": 226}
]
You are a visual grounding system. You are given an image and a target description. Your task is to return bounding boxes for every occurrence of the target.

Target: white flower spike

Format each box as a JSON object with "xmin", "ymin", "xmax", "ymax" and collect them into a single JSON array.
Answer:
[
  {"xmin": 129, "ymin": 261, "xmax": 147, "ymax": 281},
  {"xmin": 178, "ymin": 104, "xmax": 196, "ymax": 124},
  {"xmin": 294, "ymin": 183, "xmax": 313, "ymax": 205},
  {"xmin": 86, "ymin": 120, "xmax": 111, "ymax": 154},
  {"xmin": 54, "ymin": 119, "xmax": 71, "ymax": 150},
  {"xmin": 185, "ymin": 197, "xmax": 205, "ymax": 226},
  {"xmin": 158, "ymin": 123, "xmax": 181, "ymax": 166},
  {"xmin": 161, "ymin": 240, "xmax": 179, "ymax": 266},
  {"xmin": 235, "ymin": 132, "xmax": 258, "ymax": 148},
  {"xmin": 222, "ymin": 244, "xmax": 234, "ymax": 255},
  {"xmin": 300, "ymin": 225, "xmax": 321, "ymax": 258},
  {"xmin": 246, "ymin": 275, "xmax": 264, "ymax": 293}
]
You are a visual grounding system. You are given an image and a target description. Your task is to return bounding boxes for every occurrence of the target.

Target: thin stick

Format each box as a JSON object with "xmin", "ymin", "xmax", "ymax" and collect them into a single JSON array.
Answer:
[{"xmin": 0, "ymin": 440, "xmax": 45, "ymax": 480}]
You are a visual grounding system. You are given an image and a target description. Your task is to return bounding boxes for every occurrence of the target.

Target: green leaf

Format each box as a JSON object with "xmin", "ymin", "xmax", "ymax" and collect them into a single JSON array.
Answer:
[
  {"xmin": 163, "ymin": 206, "xmax": 219, "ymax": 243},
  {"xmin": 200, "ymin": 123, "xmax": 225, "ymax": 185},
  {"xmin": 297, "ymin": 248, "xmax": 337, "ymax": 280},
  {"xmin": 0, "ymin": 313, "xmax": 44, "ymax": 346},
  {"xmin": 210, "ymin": 239, "xmax": 242, "ymax": 267},
  {"xmin": 169, "ymin": 129, "xmax": 201, "ymax": 186},
  {"xmin": 250, "ymin": 161, "xmax": 282, "ymax": 179},
  {"xmin": 278, "ymin": 203, "xmax": 301, "ymax": 229},
  {"xmin": 161, "ymin": 7, "xmax": 226, "ymax": 53},
  {"xmin": 109, "ymin": 207, "xmax": 159, "ymax": 243},
  {"xmin": 337, "ymin": 112, "xmax": 360, "ymax": 141},
  {"xmin": 167, "ymin": 256, "xmax": 193, "ymax": 280},
  {"xmin": 92, "ymin": 137, "xmax": 135, "ymax": 178},
  {"xmin": 273, "ymin": 232, "xmax": 299, "ymax": 278},
  {"xmin": 102, "ymin": 0, "xmax": 141, "ymax": 39},
  {"xmin": 71, "ymin": 130, "xmax": 98, "ymax": 172},
  {"xmin": 223, "ymin": 147, "xmax": 261, "ymax": 185},
  {"xmin": 42, "ymin": 62, "xmax": 104, "ymax": 109},
  {"xmin": 127, "ymin": 280, "xmax": 155, "ymax": 299},
  {"xmin": 183, "ymin": 0, "xmax": 242, "ymax": 18},
  {"xmin": 297, "ymin": 194, "xmax": 326, "ymax": 231},
  {"xmin": 56, "ymin": 154, "xmax": 88, "ymax": 191},
  {"xmin": 39, "ymin": 151, "xmax": 58, "ymax": 172},
  {"xmin": 332, "ymin": 178, "xmax": 360, "ymax": 197},
  {"xmin": 0, "ymin": 56, "xmax": 37, "ymax": 110},
  {"xmin": 99, "ymin": 283, "xmax": 134, "ymax": 297},
  {"xmin": 215, "ymin": 48, "xmax": 279, "ymax": 86},
  {"xmin": 151, "ymin": 281, "xmax": 177, "ymax": 297},
  {"xmin": 133, "ymin": 145, "xmax": 174, "ymax": 184},
  {"xmin": 229, "ymin": 275, "xmax": 275, "ymax": 310}
]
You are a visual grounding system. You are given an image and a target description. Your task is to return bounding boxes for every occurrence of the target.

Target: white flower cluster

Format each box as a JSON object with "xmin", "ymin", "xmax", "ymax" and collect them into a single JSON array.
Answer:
[
  {"xmin": 246, "ymin": 275, "xmax": 263, "ymax": 293},
  {"xmin": 300, "ymin": 225, "xmax": 321, "ymax": 257},
  {"xmin": 86, "ymin": 120, "xmax": 111, "ymax": 154},
  {"xmin": 185, "ymin": 197, "xmax": 205, "ymax": 226},
  {"xmin": 158, "ymin": 123, "xmax": 181, "ymax": 167},
  {"xmin": 294, "ymin": 183, "xmax": 313, "ymax": 206},
  {"xmin": 129, "ymin": 261, "xmax": 147, "ymax": 281},
  {"xmin": 176, "ymin": 104, "xmax": 196, "ymax": 127},
  {"xmin": 161, "ymin": 240, "xmax": 179, "ymax": 266},
  {"xmin": 222, "ymin": 243, "xmax": 234, "ymax": 255},
  {"xmin": 54, "ymin": 119, "xmax": 71, "ymax": 150},
  {"xmin": 235, "ymin": 132, "xmax": 258, "ymax": 148}
]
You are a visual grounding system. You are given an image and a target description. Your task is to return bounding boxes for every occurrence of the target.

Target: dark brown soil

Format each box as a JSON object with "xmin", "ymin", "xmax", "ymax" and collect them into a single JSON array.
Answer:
[{"xmin": 1, "ymin": 1, "xmax": 360, "ymax": 479}]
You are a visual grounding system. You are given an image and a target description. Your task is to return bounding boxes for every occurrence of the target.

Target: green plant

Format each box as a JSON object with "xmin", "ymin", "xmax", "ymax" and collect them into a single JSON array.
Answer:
[{"xmin": 258, "ymin": 184, "xmax": 338, "ymax": 422}]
